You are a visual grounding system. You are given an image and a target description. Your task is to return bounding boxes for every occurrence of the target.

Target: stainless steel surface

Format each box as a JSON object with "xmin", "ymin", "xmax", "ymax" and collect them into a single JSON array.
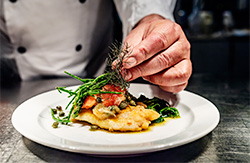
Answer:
[{"xmin": 1, "ymin": 74, "xmax": 249, "ymax": 162}]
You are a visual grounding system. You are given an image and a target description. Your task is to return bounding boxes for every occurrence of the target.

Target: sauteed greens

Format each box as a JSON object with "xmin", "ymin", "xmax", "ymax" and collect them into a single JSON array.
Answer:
[{"xmin": 136, "ymin": 95, "xmax": 180, "ymax": 123}]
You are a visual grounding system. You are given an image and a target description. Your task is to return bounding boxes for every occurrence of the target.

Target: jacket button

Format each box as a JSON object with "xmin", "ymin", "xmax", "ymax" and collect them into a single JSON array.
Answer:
[
  {"xmin": 75, "ymin": 44, "xmax": 82, "ymax": 52},
  {"xmin": 79, "ymin": 0, "xmax": 86, "ymax": 4},
  {"xmin": 9, "ymin": 0, "xmax": 17, "ymax": 3},
  {"xmin": 17, "ymin": 46, "xmax": 26, "ymax": 54}
]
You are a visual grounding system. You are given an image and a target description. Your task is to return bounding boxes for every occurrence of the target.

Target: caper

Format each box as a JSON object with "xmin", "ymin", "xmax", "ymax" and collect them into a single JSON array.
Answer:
[
  {"xmin": 56, "ymin": 106, "xmax": 62, "ymax": 111},
  {"xmin": 59, "ymin": 111, "xmax": 65, "ymax": 117},
  {"xmin": 119, "ymin": 101, "xmax": 128, "ymax": 109},
  {"xmin": 90, "ymin": 125, "xmax": 99, "ymax": 131},
  {"xmin": 52, "ymin": 122, "xmax": 59, "ymax": 128},
  {"xmin": 113, "ymin": 105, "xmax": 121, "ymax": 113},
  {"xmin": 130, "ymin": 100, "xmax": 136, "ymax": 106},
  {"xmin": 96, "ymin": 97, "xmax": 102, "ymax": 103},
  {"xmin": 108, "ymin": 106, "xmax": 114, "ymax": 111},
  {"xmin": 52, "ymin": 108, "xmax": 57, "ymax": 114},
  {"xmin": 126, "ymin": 95, "xmax": 131, "ymax": 101},
  {"xmin": 104, "ymin": 110, "xmax": 116, "ymax": 117}
]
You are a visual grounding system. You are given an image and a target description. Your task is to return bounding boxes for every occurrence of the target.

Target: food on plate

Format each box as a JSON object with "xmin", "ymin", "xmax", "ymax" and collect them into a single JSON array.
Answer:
[
  {"xmin": 51, "ymin": 43, "xmax": 180, "ymax": 131},
  {"xmin": 74, "ymin": 104, "xmax": 160, "ymax": 132}
]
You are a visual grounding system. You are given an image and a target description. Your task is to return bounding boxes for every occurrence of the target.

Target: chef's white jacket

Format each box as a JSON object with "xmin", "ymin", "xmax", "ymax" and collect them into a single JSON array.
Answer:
[{"xmin": 0, "ymin": 0, "xmax": 176, "ymax": 80}]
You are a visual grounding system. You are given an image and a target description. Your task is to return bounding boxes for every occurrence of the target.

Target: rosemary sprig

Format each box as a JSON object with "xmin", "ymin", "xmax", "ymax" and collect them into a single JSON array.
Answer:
[{"xmin": 105, "ymin": 42, "xmax": 131, "ymax": 91}]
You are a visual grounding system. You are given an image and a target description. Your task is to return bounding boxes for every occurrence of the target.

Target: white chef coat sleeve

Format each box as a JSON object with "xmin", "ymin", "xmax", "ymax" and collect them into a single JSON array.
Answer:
[{"xmin": 113, "ymin": 0, "xmax": 177, "ymax": 39}]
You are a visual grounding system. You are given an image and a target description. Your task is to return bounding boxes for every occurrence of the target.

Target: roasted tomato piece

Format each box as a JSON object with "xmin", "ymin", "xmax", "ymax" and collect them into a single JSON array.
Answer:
[
  {"xmin": 101, "ymin": 84, "xmax": 126, "ymax": 107},
  {"xmin": 81, "ymin": 95, "xmax": 97, "ymax": 109}
]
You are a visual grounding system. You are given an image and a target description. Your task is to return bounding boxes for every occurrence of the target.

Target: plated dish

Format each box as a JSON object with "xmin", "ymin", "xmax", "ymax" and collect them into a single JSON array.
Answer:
[
  {"xmin": 12, "ymin": 83, "xmax": 220, "ymax": 156},
  {"xmin": 50, "ymin": 71, "xmax": 180, "ymax": 132}
]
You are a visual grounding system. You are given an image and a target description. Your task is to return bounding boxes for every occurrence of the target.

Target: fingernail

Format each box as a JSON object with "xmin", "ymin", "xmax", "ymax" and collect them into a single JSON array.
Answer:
[
  {"xmin": 125, "ymin": 71, "xmax": 132, "ymax": 81},
  {"xmin": 125, "ymin": 57, "xmax": 137, "ymax": 68}
]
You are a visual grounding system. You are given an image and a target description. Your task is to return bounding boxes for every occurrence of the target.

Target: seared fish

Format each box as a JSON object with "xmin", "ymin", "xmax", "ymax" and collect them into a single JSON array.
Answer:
[{"xmin": 73, "ymin": 104, "xmax": 160, "ymax": 132}]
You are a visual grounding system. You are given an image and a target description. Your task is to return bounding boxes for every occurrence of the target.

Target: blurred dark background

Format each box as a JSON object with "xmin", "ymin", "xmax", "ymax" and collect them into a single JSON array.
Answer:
[{"xmin": 174, "ymin": 0, "xmax": 249, "ymax": 78}]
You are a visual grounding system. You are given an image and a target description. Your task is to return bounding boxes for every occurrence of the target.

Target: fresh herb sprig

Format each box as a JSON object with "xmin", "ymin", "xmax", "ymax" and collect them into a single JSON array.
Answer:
[
  {"xmin": 54, "ymin": 72, "xmax": 123, "ymax": 123},
  {"xmin": 52, "ymin": 43, "xmax": 131, "ymax": 124},
  {"xmin": 105, "ymin": 42, "xmax": 131, "ymax": 91}
]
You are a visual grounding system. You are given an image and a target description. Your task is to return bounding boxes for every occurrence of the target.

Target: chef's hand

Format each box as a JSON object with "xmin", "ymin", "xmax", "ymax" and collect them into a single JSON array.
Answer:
[{"xmin": 123, "ymin": 14, "xmax": 192, "ymax": 93}]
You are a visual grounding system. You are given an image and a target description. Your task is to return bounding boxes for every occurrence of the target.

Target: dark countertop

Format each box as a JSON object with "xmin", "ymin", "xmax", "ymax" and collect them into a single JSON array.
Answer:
[{"xmin": 0, "ymin": 73, "xmax": 249, "ymax": 162}]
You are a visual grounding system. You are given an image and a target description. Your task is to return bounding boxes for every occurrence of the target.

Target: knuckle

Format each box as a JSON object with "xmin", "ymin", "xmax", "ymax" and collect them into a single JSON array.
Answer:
[
  {"xmin": 157, "ymin": 53, "xmax": 172, "ymax": 68},
  {"xmin": 178, "ymin": 69, "xmax": 190, "ymax": 82},
  {"xmin": 152, "ymin": 33, "xmax": 168, "ymax": 50},
  {"xmin": 174, "ymin": 23, "xmax": 182, "ymax": 33},
  {"xmin": 168, "ymin": 20, "xmax": 176, "ymax": 29},
  {"xmin": 168, "ymin": 23, "xmax": 177, "ymax": 36},
  {"xmin": 184, "ymin": 41, "xmax": 191, "ymax": 51},
  {"xmin": 173, "ymin": 23, "xmax": 184, "ymax": 40},
  {"xmin": 138, "ymin": 46, "xmax": 149, "ymax": 59},
  {"xmin": 187, "ymin": 41, "xmax": 191, "ymax": 50},
  {"xmin": 133, "ymin": 66, "xmax": 145, "ymax": 78}
]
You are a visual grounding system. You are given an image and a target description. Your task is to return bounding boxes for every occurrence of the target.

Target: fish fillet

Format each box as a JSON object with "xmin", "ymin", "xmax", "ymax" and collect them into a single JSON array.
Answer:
[{"xmin": 73, "ymin": 105, "xmax": 160, "ymax": 132}]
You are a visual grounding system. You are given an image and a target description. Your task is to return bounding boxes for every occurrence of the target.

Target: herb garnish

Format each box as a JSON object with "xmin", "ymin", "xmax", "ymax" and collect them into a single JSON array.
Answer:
[{"xmin": 52, "ymin": 43, "xmax": 131, "ymax": 124}]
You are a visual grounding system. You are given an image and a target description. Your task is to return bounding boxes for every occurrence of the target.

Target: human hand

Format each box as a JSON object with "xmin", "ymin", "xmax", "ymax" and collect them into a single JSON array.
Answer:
[{"xmin": 122, "ymin": 14, "xmax": 192, "ymax": 93}]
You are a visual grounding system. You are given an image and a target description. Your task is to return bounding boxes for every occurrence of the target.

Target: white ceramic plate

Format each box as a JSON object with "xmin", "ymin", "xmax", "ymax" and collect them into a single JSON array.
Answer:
[{"xmin": 12, "ymin": 84, "xmax": 220, "ymax": 156}]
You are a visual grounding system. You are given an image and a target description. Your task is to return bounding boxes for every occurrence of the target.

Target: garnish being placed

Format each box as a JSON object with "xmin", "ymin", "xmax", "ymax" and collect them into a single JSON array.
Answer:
[{"xmin": 51, "ymin": 43, "xmax": 180, "ymax": 131}]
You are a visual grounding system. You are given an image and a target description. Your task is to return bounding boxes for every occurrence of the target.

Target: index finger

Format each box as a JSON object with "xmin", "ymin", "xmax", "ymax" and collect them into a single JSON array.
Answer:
[{"xmin": 123, "ymin": 26, "xmax": 180, "ymax": 69}]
